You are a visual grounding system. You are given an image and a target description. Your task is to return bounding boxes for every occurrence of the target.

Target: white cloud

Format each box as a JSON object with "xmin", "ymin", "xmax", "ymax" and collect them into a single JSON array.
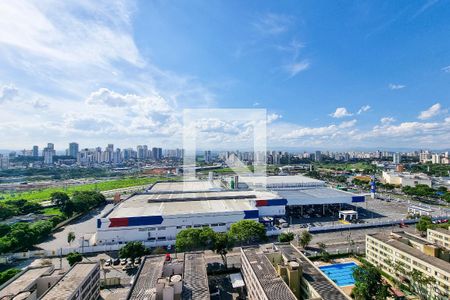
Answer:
[
  {"xmin": 442, "ymin": 66, "xmax": 450, "ymax": 73},
  {"xmin": 31, "ymin": 99, "xmax": 48, "ymax": 109},
  {"xmin": 284, "ymin": 60, "xmax": 310, "ymax": 77},
  {"xmin": 253, "ymin": 102, "xmax": 260, "ymax": 106},
  {"xmin": 418, "ymin": 103, "xmax": 447, "ymax": 120},
  {"xmin": 357, "ymin": 105, "xmax": 371, "ymax": 114},
  {"xmin": 0, "ymin": 84, "xmax": 18, "ymax": 103},
  {"xmin": 330, "ymin": 107, "xmax": 353, "ymax": 118},
  {"xmin": 388, "ymin": 83, "xmax": 406, "ymax": 90},
  {"xmin": 0, "ymin": 1, "xmax": 142, "ymax": 68},
  {"xmin": 281, "ymin": 119, "xmax": 357, "ymax": 139},
  {"xmin": 267, "ymin": 113, "xmax": 282, "ymax": 124},
  {"xmin": 380, "ymin": 117, "xmax": 395, "ymax": 124},
  {"xmin": 253, "ymin": 13, "xmax": 293, "ymax": 35},
  {"xmin": 86, "ymin": 88, "xmax": 172, "ymax": 114}
]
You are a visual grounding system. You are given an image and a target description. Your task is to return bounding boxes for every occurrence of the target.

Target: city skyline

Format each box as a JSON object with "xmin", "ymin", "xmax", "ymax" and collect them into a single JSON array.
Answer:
[{"xmin": 0, "ymin": 1, "xmax": 450, "ymax": 149}]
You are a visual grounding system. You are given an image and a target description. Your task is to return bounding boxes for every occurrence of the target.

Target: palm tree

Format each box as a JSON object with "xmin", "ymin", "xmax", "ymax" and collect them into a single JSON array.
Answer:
[{"xmin": 67, "ymin": 231, "xmax": 75, "ymax": 246}]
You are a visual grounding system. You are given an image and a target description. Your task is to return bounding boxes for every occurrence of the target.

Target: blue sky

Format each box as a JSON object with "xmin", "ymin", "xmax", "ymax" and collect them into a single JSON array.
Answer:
[{"xmin": 0, "ymin": 0, "xmax": 449, "ymax": 150}]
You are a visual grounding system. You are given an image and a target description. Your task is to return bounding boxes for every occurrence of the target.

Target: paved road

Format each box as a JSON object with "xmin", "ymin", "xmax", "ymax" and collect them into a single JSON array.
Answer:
[{"xmin": 36, "ymin": 204, "xmax": 114, "ymax": 251}]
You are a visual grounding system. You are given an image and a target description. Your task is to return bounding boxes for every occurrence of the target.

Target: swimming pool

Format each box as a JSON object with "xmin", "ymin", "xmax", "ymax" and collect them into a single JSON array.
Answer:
[{"xmin": 319, "ymin": 262, "xmax": 358, "ymax": 287}]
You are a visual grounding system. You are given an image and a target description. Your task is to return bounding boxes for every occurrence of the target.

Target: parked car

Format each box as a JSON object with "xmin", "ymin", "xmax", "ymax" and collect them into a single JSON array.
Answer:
[
  {"xmin": 123, "ymin": 262, "xmax": 134, "ymax": 270},
  {"xmin": 113, "ymin": 258, "xmax": 120, "ymax": 266},
  {"xmin": 134, "ymin": 257, "xmax": 142, "ymax": 265},
  {"xmin": 120, "ymin": 258, "xmax": 127, "ymax": 265},
  {"xmin": 104, "ymin": 259, "xmax": 112, "ymax": 266}
]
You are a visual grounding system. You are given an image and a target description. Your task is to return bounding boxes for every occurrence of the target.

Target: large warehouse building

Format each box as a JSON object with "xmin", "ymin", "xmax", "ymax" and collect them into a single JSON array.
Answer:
[{"xmin": 95, "ymin": 175, "xmax": 363, "ymax": 246}]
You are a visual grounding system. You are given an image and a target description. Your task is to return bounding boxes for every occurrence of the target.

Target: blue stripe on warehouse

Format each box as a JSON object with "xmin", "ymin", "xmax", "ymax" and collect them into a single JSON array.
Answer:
[
  {"xmin": 352, "ymin": 196, "xmax": 365, "ymax": 203},
  {"xmin": 127, "ymin": 216, "xmax": 164, "ymax": 226},
  {"xmin": 244, "ymin": 210, "xmax": 259, "ymax": 219}
]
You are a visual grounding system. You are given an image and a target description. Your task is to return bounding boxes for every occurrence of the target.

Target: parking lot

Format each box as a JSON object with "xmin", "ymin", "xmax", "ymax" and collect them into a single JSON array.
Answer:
[{"xmin": 35, "ymin": 203, "xmax": 115, "ymax": 251}]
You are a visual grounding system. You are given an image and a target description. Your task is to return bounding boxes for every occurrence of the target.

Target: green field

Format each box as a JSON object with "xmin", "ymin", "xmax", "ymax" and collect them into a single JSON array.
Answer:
[
  {"xmin": 0, "ymin": 176, "xmax": 174, "ymax": 202},
  {"xmin": 316, "ymin": 162, "xmax": 374, "ymax": 171}
]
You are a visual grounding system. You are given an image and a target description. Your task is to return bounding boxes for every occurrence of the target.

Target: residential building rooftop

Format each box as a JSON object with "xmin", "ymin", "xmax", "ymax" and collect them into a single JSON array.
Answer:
[
  {"xmin": 39, "ymin": 262, "xmax": 99, "ymax": 300},
  {"xmin": 242, "ymin": 248, "xmax": 297, "ymax": 300},
  {"xmin": 182, "ymin": 252, "xmax": 210, "ymax": 300},
  {"xmin": 276, "ymin": 244, "xmax": 350, "ymax": 300},
  {"xmin": 369, "ymin": 232, "xmax": 450, "ymax": 274},
  {"xmin": 127, "ymin": 256, "xmax": 166, "ymax": 300},
  {"xmin": 0, "ymin": 266, "xmax": 53, "ymax": 300}
]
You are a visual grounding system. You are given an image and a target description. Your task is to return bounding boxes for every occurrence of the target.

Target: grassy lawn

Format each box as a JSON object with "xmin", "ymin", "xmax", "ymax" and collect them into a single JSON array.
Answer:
[
  {"xmin": 316, "ymin": 162, "xmax": 373, "ymax": 171},
  {"xmin": 41, "ymin": 207, "xmax": 63, "ymax": 216},
  {"xmin": 0, "ymin": 176, "xmax": 175, "ymax": 202}
]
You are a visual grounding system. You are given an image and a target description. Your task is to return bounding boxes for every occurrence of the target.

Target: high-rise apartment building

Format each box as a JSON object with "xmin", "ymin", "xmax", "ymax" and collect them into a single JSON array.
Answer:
[
  {"xmin": 393, "ymin": 152, "xmax": 401, "ymax": 164},
  {"xmin": 152, "ymin": 147, "xmax": 162, "ymax": 161},
  {"xmin": 32, "ymin": 145, "xmax": 39, "ymax": 157},
  {"xmin": 43, "ymin": 143, "xmax": 55, "ymax": 165},
  {"xmin": 315, "ymin": 150, "xmax": 322, "ymax": 162},
  {"xmin": 68, "ymin": 142, "xmax": 79, "ymax": 158}
]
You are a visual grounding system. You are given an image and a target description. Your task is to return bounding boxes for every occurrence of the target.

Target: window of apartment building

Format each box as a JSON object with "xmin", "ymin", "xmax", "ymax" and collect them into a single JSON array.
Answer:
[
  {"xmin": 157, "ymin": 226, "xmax": 166, "ymax": 230},
  {"xmin": 157, "ymin": 236, "xmax": 166, "ymax": 240}
]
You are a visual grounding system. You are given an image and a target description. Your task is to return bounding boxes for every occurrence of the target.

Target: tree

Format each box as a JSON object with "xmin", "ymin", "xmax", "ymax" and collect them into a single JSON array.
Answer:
[
  {"xmin": 66, "ymin": 252, "xmax": 82, "ymax": 267},
  {"xmin": 51, "ymin": 192, "xmax": 70, "ymax": 207},
  {"xmin": 0, "ymin": 224, "xmax": 10, "ymax": 237},
  {"xmin": 61, "ymin": 200, "xmax": 75, "ymax": 217},
  {"xmin": 228, "ymin": 220, "xmax": 267, "ymax": 245},
  {"xmin": 352, "ymin": 264, "xmax": 389, "ymax": 300},
  {"xmin": 416, "ymin": 216, "xmax": 432, "ymax": 234},
  {"xmin": 119, "ymin": 241, "xmax": 147, "ymax": 259},
  {"xmin": 0, "ymin": 268, "xmax": 20, "ymax": 285},
  {"xmin": 407, "ymin": 269, "xmax": 435, "ymax": 300},
  {"xmin": 299, "ymin": 231, "xmax": 312, "ymax": 249},
  {"xmin": 175, "ymin": 227, "xmax": 216, "ymax": 252},
  {"xmin": 278, "ymin": 232, "xmax": 295, "ymax": 243},
  {"xmin": 212, "ymin": 232, "xmax": 234, "ymax": 267},
  {"xmin": 67, "ymin": 232, "xmax": 75, "ymax": 246}
]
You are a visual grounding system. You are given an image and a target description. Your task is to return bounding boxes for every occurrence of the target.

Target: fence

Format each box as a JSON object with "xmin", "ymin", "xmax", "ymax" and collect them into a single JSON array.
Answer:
[
  {"xmin": 3, "ymin": 239, "xmax": 177, "ymax": 261},
  {"xmin": 308, "ymin": 215, "xmax": 449, "ymax": 233}
]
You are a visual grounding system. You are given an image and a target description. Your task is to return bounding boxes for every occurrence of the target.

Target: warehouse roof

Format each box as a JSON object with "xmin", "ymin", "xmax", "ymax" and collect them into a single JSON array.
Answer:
[
  {"xmin": 277, "ymin": 187, "xmax": 354, "ymax": 205},
  {"xmin": 108, "ymin": 197, "xmax": 255, "ymax": 218},
  {"xmin": 239, "ymin": 175, "xmax": 324, "ymax": 189},
  {"xmin": 149, "ymin": 181, "xmax": 222, "ymax": 193},
  {"xmin": 130, "ymin": 190, "xmax": 280, "ymax": 203}
]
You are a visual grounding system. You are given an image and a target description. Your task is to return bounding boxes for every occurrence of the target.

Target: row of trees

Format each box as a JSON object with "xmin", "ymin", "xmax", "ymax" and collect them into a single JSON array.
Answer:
[
  {"xmin": 0, "ymin": 191, "xmax": 105, "ymax": 254},
  {"xmin": 0, "ymin": 220, "xmax": 53, "ymax": 253},
  {"xmin": 0, "ymin": 199, "xmax": 43, "ymax": 220},
  {"xmin": 402, "ymin": 184, "xmax": 450, "ymax": 202},
  {"xmin": 175, "ymin": 220, "xmax": 267, "ymax": 266},
  {"xmin": 51, "ymin": 191, "xmax": 106, "ymax": 217}
]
